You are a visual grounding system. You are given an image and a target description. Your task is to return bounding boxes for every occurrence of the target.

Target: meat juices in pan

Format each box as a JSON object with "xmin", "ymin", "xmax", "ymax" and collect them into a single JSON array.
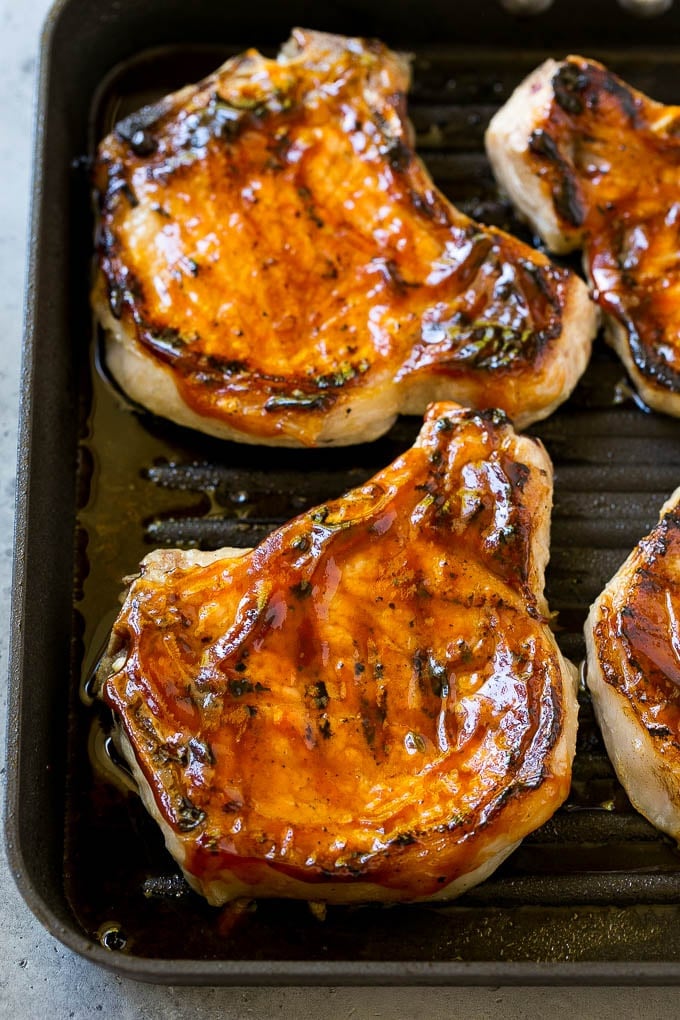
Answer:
[{"xmin": 93, "ymin": 30, "xmax": 596, "ymax": 447}]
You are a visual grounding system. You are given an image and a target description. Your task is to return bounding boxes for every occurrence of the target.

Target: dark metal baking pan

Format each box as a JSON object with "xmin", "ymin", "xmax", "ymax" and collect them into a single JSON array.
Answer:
[{"xmin": 8, "ymin": 0, "xmax": 680, "ymax": 985}]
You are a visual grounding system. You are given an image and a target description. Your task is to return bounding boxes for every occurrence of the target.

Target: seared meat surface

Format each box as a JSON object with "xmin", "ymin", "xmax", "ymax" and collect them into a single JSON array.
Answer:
[
  {"xmin": 586, "ymin": 488, "xmax": 680, "ymax": 841},
  {"xmin": 487, "ymin": 56, "xmax": 680, "ymax": 416},
  {"xmin": 97, "ymin": 402, "xmax": 578, "ymax": 905},
  {"xmin": 93, "ymin": 30, "xmax": 596, "ymax": 447}
]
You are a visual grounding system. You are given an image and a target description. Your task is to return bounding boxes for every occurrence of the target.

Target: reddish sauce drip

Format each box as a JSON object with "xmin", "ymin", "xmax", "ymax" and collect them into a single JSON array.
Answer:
[
  {"xmin": 596, "ymin": 507, "xmax": 680, "ymax": 738},
  {"xmin": 526, "ymin": 57, "xmax": 680, "ymax": 392},
  {"xmin": 102, "ymin": 403, "xmax": 570, "ymax": 899},
  {"xmin": 94, "ymin": 32, "xmax": 569, "ymax": 444}
]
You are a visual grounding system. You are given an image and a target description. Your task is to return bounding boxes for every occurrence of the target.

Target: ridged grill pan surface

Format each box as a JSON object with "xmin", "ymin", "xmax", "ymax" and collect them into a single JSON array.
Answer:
[{"xmin": 9, "ymin": 0, "xmax": 680, "ymax": 984}]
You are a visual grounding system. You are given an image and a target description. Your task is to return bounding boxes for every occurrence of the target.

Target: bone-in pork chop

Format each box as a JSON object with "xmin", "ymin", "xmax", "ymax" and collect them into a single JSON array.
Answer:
[
  {"xmin": 487, "ymin": 56, "xmax": 680, "ymax": 416},
  {"xmin": 586, "ymin": 488, "xmax": 680, "ymax": 841},
  {"xmin": 96, "ymin": 402, "xmax": 578, "ymax": 904},
  {"xmin": 93, "ymin": 30, "xmax": 596, "ymax": 446}
]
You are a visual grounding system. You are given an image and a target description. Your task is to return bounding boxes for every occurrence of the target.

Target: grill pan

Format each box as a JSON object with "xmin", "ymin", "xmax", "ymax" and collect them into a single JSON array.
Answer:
[{"xmin": 8, "ymin": 0, "xmax": 680, "ymax": 985}]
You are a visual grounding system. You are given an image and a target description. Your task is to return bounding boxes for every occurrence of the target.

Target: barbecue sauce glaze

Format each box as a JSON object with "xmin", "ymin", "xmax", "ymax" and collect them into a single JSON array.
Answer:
[
  {"xmin": 526, "ymin": 56, "xmax": 680, "ymax": 394},
  {"xmin": 94, "ymin": 31, "xmax": 574, "ymax": 445},
  {"xmin": 100, "ymin": 403, "xmax": 574, "ymax": 902}
]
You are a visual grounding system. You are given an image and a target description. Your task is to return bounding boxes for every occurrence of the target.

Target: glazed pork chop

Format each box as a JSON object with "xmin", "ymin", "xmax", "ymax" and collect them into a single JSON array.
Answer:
[
  {"xmin": 96, "ymin": 402, "xmax": 578, "ymax": 905},
  {"xmin": 586, "ymin": 488, "xmax": 680, "ymax": 842},
  {"xmin": 487, "ymin": 56, "xmax": 680, "ymax": 416},
  {"xmin": 93, "ymin": 30, "xmax": 596, "ymax": 447}
]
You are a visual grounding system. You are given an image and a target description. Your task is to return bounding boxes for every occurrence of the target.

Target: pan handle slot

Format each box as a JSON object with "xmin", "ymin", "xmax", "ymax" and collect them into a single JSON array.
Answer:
[
  {"xmin": 498, "ymin": 0, "xmax": 554, "ymax": 12},
  {"xmin": 618, "ymin": 0, "xmax": 673, "ymax": 15},
  {"xmin": 499, "ymin": 0, "xmax": 673, "ymax": 13}
]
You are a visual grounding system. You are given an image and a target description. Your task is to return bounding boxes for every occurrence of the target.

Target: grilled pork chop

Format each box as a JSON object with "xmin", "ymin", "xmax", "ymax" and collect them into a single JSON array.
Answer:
[
  {"xmin": 93, "ymin": 30, "xmax": 596, "ymax": 447},
  {"xmin": 97, "ymin": 402, "xmax": 578, "ymax": 905},
  {"xmin": 487, "ymin": 56, "xmax": 680, "ymax": 416},
  {"xmin": 585, "ymin": 488, "xmax": 680, "ymax": 841}
]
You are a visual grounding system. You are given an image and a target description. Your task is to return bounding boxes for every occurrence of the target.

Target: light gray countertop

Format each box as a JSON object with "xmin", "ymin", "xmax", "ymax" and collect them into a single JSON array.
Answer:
[{"xmin": 0, "ymin": 1, "xmax": 677, "ymax": 1014}]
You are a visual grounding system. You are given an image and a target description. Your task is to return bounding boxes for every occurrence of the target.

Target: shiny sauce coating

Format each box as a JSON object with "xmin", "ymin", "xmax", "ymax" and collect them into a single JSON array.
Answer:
[
  {"xmin": 595, "ymin": 506, "xmax": 680, "ymax": 740},
  {"xmin": 526, "ymin": 57, "xmax": 680, "ymax": 392},
  {"xmin": 101, "ymin": 404, "xmax": 570, "ymax": 899},
  {"xmin": 94, "ymin": 31, "xmax": 570, "ymax": 443}
]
